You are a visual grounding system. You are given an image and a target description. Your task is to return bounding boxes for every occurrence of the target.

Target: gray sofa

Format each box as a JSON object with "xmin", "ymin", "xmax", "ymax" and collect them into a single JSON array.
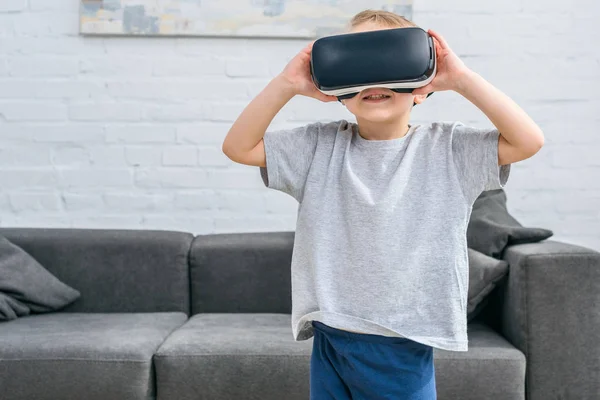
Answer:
[{"xmin": 0, "ymin": 228, "xmax": 598, "ymax": 400}]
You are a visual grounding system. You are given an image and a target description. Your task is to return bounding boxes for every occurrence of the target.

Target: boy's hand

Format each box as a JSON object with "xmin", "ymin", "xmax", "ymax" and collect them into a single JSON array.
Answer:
[
  {"xmin": 278, "ymin": 42, "xmax": 338, "ymax": 103},
  {"xmin": 412, "ymin": 29, "xmax": 471, "ymax": 95}
]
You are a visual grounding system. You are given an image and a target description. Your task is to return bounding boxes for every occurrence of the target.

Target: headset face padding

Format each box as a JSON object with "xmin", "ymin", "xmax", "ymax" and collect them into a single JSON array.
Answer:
[{"xmin": 310, "ymin": 27, "xmax": 436, "ymax": 103}]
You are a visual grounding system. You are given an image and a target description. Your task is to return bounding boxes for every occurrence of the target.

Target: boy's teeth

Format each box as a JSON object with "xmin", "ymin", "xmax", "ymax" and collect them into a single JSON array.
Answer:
[{"xmin": 365, "ymin": 94, "xmax": 388, "ymax": 99}]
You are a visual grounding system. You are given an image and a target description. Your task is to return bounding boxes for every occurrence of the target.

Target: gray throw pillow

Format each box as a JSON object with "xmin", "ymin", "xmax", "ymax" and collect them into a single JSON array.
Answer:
[
  {"xmin": 467, "ymin": 248, "xmax": 509, "ymax": 322},
  {"xmin": 0, "ymin": 236, "xmax": 80, "ymax": 321},
  {"xmin": 467, "ymin": 189, "xmax": 553, "ymax": 258}
]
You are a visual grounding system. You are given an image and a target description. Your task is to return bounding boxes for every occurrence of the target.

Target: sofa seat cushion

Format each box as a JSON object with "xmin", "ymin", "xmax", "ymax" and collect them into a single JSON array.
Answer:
[
  {"xmin": 0, "ymin": 312, "xmax": 187, "ymax": 400},
  {"xmin": 155, "ymin": 313, "xmax": 312, "ymax": 400},
  {"xmin": 435, "ymin": 322, "xmax": 526, "ymax": 400},
  {"xmin": 154, "ymin": 314, "xmax": 525, "ymax": 400}
]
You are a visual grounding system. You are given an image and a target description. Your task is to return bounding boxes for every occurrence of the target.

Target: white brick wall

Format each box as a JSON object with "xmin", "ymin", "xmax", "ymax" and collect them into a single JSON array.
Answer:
[{"xmin": 0, "ymin": 0, "xmax": 599, "ymax": 251}]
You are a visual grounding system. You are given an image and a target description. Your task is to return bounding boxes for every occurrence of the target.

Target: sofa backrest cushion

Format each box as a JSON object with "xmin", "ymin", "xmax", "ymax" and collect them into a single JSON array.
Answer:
[
  {"xmin": 190, "ymin": 232, "xmax": 293, "ymax": 315},
  {"xmin": 0, "ymin": 228, "xmax": 192, "ymax": 314}
]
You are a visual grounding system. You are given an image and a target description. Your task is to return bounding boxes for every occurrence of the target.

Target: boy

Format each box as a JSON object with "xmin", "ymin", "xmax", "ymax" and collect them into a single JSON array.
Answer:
[{"xmin": 222, "ymin": 10, "xmax": 543, "ymax": 400}]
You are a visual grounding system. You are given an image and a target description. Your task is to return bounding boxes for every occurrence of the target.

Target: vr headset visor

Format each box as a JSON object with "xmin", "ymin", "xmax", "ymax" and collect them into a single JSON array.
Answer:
[{"xmin": 310, "ymin": 27, "xmax": 436, "ymax": 102}]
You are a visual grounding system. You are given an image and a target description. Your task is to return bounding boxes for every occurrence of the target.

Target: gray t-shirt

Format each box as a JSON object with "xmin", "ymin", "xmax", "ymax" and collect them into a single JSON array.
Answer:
[{"xmin": 260, "ymin": 119, "xmax": 510, "ymax": 351}]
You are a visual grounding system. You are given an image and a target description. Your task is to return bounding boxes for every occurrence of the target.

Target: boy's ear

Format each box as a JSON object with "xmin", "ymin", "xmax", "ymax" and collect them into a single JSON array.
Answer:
[{"xmin": 413, "ymin": 93, "xmax": 429, "ymax": 104}]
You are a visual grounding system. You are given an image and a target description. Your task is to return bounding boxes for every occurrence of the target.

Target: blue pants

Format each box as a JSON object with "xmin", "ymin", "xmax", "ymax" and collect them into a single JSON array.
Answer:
[{"xmin": 310, "ymin": 321, "xmax": 437, "ymax": 400}]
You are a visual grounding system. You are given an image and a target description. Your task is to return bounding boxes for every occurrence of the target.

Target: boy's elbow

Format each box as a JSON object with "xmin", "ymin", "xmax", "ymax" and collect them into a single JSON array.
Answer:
[
  {"xmin": 221, "ymin": 140, "xmax": 231, "ymax": 158},
  {"xmin": 222, "ymin": 139, "xmax": 238, "ymax": 162},
  {"xmin": 222, "ymin": 140, "xmax": 248, "ymax": 165},
  {"xmin": 518, "ymin": 130, "xmax": 544, "ymax": 162},
  {"xmin": 537, "ymin": 131, "xmax": 545, "ymax": 149},
  {"xmin": 222, "ymin": 135, "xmax": 264, "ymax": 167},
  {"xmin": 519, "ymin": 128, "xmax": 545, "ymax": 158},
  {"xmin": 529, "ymin": 128, "xmax": 545, "ymax": 155}
]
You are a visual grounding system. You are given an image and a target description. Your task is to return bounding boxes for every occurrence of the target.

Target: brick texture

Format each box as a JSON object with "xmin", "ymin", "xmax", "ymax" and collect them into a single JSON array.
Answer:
[{"xmin": 0, "ymin": 1, "xmax": 598, "ymax": 250}]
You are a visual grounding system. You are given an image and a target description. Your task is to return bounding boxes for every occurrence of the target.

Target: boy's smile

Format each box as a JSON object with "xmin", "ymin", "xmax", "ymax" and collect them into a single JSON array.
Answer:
[{"xmin": 360, "ymin": 88, "xmax": 394, "ymax": 103}]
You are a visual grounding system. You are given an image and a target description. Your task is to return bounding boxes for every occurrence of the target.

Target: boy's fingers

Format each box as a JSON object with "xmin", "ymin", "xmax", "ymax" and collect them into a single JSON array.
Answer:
[
  {"xmin": 412, "ymin": 84, "xmax": 433, "ymax": 96},
  {"xmin": 319, "ymin": 93, "xmax": 337, "ymax": 102},
  {"xmin": 432, "ymin": 36, "xmax": 443, "ymax": 52},
  {"xmin": 302, "ymin": 41, "xmax": 315, "ymax": 54},
  {"xmin": 315, "ymin": 91, "xmax": 337, "ymax": 102},
  {"xmin": 429, "ymin": 29, "xmax": 445, "ymax": 48},
  {"xmin": 429, "ymin": 29, "xmax": 450, "ymax": 50}
]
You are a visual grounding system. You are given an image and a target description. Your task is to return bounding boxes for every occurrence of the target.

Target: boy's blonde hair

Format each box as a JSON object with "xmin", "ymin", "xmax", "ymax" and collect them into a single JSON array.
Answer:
[{"xmin": 349, "ymin": 9, "xmax": 418, "ymax": 29}]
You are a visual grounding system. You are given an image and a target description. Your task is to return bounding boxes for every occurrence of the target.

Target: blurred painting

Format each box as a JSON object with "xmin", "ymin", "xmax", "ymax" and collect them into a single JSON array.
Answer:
[{"xmin": 80, "ymin": 0, "xmax": 414, "ymax": 38}]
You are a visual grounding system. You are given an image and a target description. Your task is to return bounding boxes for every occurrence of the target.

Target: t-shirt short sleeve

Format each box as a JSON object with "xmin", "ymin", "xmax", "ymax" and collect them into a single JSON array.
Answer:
[
  {"xmin": 450, "ymin": 122, "xmax": 511, "ymax": 203},
  {"xmin": 260, "ymin": 122, "xmax": 320, "ymax": 202}
]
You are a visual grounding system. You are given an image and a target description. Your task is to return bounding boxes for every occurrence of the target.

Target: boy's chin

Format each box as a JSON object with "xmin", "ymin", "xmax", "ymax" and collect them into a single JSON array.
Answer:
[{"xmin": 353, "ymin": 109, "xmax": 409, "ymax": 122}]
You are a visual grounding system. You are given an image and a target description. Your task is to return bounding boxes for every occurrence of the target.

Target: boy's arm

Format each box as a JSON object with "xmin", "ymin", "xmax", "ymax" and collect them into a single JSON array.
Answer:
[
  {"xmin": 413, "ymin": 29, "xmax": 545, "ymax": 165},
  {"xmin": 455, "ymin": 69, "xmax": 545, "ymax": 166},
  {"xmin": 222, "ymin": 42, "xmax": 337, "ymax": 167},
  {"xmin": 222, "ymin": 76, "xmax": 295, "ymax": 168}
]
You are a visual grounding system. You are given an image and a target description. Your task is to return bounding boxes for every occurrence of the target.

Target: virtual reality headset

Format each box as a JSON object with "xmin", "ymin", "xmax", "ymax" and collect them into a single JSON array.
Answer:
[{"xmin": 310, "ymin": 27, "xmax": 436, "ymax": 102}]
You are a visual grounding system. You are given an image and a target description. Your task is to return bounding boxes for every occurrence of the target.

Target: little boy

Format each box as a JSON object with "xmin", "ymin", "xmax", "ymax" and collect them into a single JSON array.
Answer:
[{"xmin": 222, "ymin": 9, "xmax": 544, "ymax": 400}]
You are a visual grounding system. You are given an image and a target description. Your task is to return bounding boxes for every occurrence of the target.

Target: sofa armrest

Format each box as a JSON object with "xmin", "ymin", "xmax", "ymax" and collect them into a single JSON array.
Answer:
[{"xmin": 501, "ymin": 240, "xmax": 600, "ymax": 400}]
